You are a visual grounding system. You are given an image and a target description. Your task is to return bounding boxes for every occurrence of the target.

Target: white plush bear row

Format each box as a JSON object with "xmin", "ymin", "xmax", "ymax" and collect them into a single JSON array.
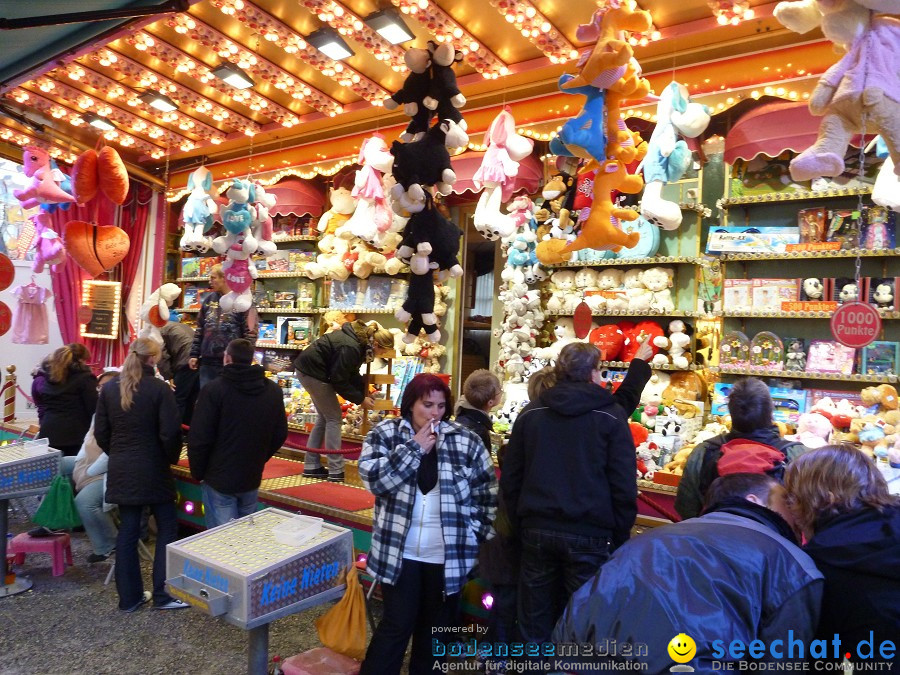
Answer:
[
  {"xmin": 496, "ymin": 281, "xmax": 547, "ymax": 382},
  {"xmin": 547, "ymin": 266, "xmax": 676, "ymax": 314}
]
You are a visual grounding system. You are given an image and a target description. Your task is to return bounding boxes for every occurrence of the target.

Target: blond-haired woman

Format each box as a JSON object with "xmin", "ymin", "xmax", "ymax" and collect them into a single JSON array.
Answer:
[
  {"xmin": 784, "ymin": 445, "xmax": 899, "ymax": 653},
  {"xmin": 95, "ymin": 338, "xmax": 185, "ymax": 612},
  {"xmin": 32, "ymin": 343, "xmax": 97, "ymax": 456},
  {"xmin": 294, "ymin": 321, "xmax": 395, "ymax": 482}
]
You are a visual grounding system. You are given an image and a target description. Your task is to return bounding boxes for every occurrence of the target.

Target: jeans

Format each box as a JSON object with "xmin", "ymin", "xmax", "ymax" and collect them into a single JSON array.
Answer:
[
  {"xmin": 198, "ymin": 361, "xmax": 223, "ymax": 389},
  {"xmin": 75, "ymin": 480, "xmax": 117, "ymax": 556},
  {"xmin": 201, "ymin": 483, "xmax": 258, "ymax": 529},
  {"xmin": 172, "ymin": 366, "xmax": 200, "ymax": 426},
  {"xmin": 360, "ymin": 559, "xmax": 458, "ymax": 675},
  {"xmin": 116, "ymin": 502, "xmax": 178, "ymax": 609},
  {"xmin": 517, "ymin": 528, "xmax": 610, "ymax": 645},
  {"xmin": 297, "ymin": 373, "xmax": 344, "ymax": 474}
]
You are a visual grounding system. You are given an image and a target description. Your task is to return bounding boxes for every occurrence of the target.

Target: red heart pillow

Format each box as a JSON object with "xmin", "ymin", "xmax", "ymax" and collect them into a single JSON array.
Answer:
[
  {"xmin": 589, "ymin": 324, "xmax": 625, "ymax": 361},
  {"xmin": 63, "ymin": 221, "xmax": 130, "ymax": 277}
]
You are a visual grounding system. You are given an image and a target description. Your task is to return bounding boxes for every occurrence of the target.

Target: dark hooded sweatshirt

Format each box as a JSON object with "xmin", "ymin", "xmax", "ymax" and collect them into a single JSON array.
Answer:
[
  {"xmin": 804, "ymin": 504, "xmax": 900, "ymax": 666},
  {"xmin": 500, "ymin": 380, "xmax": 637, "ymax": 546},
  {"xmin": 293, "ymin": 323, "xmax": 368, "ymax": 404},
  {"xmin": 187, "ymin": 363, "xmax": 289, "ymax": 494}
]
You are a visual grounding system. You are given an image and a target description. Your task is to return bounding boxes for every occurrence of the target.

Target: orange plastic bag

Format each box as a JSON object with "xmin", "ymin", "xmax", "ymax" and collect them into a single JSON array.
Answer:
[{"xmin": 315, "ymin": 565, "xmax": 367, "ymax": 662}]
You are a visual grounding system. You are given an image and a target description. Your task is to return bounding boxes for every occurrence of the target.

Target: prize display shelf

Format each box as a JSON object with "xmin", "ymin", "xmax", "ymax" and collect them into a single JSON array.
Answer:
[
  {"xmin": 710, "ymin": 366, "xmax": 896, "ymax": 384},
  {"xmin": 712, "ymin": 186, "xmax": 899, "ymax": 393}
]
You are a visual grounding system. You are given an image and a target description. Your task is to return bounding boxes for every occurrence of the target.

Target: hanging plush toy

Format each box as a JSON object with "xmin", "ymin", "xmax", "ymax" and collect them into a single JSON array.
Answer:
[
  {"xmin": 773, "ymin": 0, "xmax": 900, "ymax": 181},
  {"xmin": 423, "ymin": 42, "xmax": 467, "ymax": 130},
  {"xmin": 220, "ymin": 230, "xmax": 259, "ymax": 313},
  {"xmin": 346, "ymin": 135, "xmax": 394, "ymax": 243},
  {"xmin": 251, "ymin": 181, "xmax": 278, "ymax": 257},
  {"xmin": 383, "ymin": 48, "xmax": 433, "ymax": 142},
  {"xmin": 390, "ymin": 119, "xmax": 468, "ymax": 213},
  {"xmin": 29, "ymin": 212, "xmax": 66, "ymax": 273},
  {"xmin": 640, "ymin": 82, "xmax": 711, "ymax": 230},
  {"xmin": 13, "ymin": 147, "xmax": 76, "ymax": 210},
  {"xmin": 213, "ymin": 179, "xmax": 257, "ymax": 265},
  {"xmin": 536, "ymin": 160, "xmax": 643, "ymax": 264},
  {"xmin": 870, "ymin": 136, "xmax": 900, "ymax": 211},
  {"xmin": 473, "ymin": 108, "xmax": 534, "ymax": 240},
  {"xmin": 180, "ymin": 166, "xmax": 219, "ymax": 253},
  {"xmin": 139, "ymin": 283, "xmax": 182, "ymax": 344}
]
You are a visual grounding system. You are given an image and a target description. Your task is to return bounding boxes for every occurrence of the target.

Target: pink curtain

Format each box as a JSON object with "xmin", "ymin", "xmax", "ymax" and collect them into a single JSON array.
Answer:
[{"xmin": 47, "ymin": 184, "xmax": 156, "ymax": 369}]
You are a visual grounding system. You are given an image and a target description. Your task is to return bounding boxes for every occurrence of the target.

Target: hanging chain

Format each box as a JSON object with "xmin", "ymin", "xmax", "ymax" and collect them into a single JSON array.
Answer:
[{"xmin": 854, "ymin": 113, "xmax": 867, "ymax": 290}]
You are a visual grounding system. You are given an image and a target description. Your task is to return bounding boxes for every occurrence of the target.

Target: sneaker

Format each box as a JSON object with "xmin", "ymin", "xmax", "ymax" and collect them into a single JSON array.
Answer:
[
  {"xmin": 87, "ymin": 552, "xmax": 112, "ymax": 563},
  {"xmin": 121, "ymin": 591, "xmax": 152, "ymax": 613},
  {"xmin": 154, "ymin": 598, "xmax": 190, "ymax": 610},
  {"xmin": 328, "ymin": 472, "xmax": 345, "ymax": 483},
  {"xmin": 303, "ymin": 467, "xmax": 328, "ymax": 479}
]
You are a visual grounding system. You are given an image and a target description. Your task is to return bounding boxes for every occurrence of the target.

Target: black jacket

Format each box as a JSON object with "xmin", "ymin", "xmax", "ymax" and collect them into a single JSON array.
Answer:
[
  {"xmin": 675, "ymin": 426, "xmax": 808, "ymax": 519},
  {"xmin": 33, "ymin": 365, "xmax": 98, "ymax": 449},
  {"xmin": 95, "ymin": 366, "xmax": 182, "ymax": 505},
  {"xmin": 501, "ymin": 380, "xmax": 637, "ymax": 545},
  {"xmin": 293, "ymin": 323, "xmax": 368, "ymax": 404},
  {"xmin": 454, "ymin": 400, "xmax": 493, "ymax": 452},
  {"xmin": 804, "ymin": 504, "xmax": 900, "ymax": 662},
  {"xmin": 189, "ymin": 292, "xmax": 253, "ymax": 364},
  {"xmin": 159, "ymin": 321, "xmax": 196, "ymax": 379},
  {"xmin": 188, "ymin": 363, "xmax": 289, "ymax": 494},
  {"xmin": 553, "ymin": 500, "xmax": 824, "ymax": 674}
]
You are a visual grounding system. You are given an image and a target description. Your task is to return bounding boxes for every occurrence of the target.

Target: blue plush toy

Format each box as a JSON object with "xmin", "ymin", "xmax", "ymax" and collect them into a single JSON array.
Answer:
[{"xmin": 548, "ymin": 73, "xmax": 608, "ymax": 163}]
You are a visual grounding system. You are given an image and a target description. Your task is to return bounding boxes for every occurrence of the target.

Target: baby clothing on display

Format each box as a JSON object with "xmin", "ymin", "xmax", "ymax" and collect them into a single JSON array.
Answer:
[{"xmin": 12, "ymin": 279, "xmax": 52, "ymax": 344}]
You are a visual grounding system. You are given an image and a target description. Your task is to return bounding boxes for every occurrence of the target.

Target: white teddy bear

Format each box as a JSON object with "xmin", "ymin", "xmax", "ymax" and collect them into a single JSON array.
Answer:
[
  {"xmin": 534, "ymin": 316, "xmax": 579, "ymax": 362},
  {"xmin": 597, "ymin": 268, "xmax": 627, "ymax": 311},
  {"xmin": 624, "ymin": 268, "xmax": 653, "ymax": 312},
  {"xmin": 642, "ymin": 267, "xmax": 675, "ymax": 313},
  {"xmin": 574, "ymin": 267, "xmax": 600, "ymax": 309},
  {"xmin": 652, "ymin": 319, "xmax": 692, "ymax": 369},
  {"xmin": 547, "ymin": 270, "xmax": 577, "ymax": 313}
]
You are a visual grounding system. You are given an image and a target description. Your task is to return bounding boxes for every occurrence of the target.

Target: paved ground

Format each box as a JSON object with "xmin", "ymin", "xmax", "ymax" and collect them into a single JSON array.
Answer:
[{"xmin": 1, "ymin": 502, "xmax": 352, "ymax": 675}]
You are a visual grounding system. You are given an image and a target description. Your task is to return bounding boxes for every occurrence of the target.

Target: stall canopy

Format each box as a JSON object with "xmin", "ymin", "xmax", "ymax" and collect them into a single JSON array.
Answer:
[
  {"xmin": 265, "ymin": 179, "xmax": 325, "ymax": 218},
  {"xmin": 449, "ymin": 152, "xmax": 543, "ymax": 197},
  {"xmin": 725, "ymin": 100, "xmax": 867, "ymax": 164}
]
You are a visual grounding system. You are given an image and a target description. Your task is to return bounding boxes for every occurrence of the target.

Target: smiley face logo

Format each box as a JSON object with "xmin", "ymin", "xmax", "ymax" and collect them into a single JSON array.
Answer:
[{"xmin": 668, "ymin": 633, "xmax": 696, "ymax": 664}]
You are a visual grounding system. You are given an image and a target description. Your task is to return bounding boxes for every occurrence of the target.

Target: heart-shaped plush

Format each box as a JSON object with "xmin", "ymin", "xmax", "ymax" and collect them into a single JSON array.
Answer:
[
  {"xmin": 72, "ymin": 149, "xmax": 99, "ymax": 204},
  {"xmin": 98, "ymin": 146, "xmax": 129, "ymax": 205},
  {"xmin": 148, "ymin": 305, "xmax": 167, "ymax": 327},
  {"xmin": 62, "ymin": 220, "xmax": 130, "ymax": 277},
  {"xmin": 589, "ymin": 325, "xmax": 625, "ymax": 361}
]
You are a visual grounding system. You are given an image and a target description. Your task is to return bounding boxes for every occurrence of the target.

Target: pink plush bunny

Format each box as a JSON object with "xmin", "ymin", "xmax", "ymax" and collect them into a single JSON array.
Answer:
[
  {"xmin": 13, "ymin": 146, "xmax": 76, "ymax": 210},
  {"xmin": 30, "ymin": 212, "xmax": 66, "ymax": 273}
]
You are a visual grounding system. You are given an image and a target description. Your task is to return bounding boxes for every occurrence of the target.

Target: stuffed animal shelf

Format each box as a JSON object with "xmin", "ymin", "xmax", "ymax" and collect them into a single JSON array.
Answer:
[
  {"xmin": 180, "ymin": 166, "xmax": 219, "ymax": 253},
  {"xmin": 773, "ymin": 0, "xmax": 900, "ymax": 182}
]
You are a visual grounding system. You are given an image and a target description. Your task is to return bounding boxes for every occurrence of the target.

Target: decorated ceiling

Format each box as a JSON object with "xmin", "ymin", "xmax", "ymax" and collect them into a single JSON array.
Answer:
[{"xmin": 0, "ymin": 0, "xmax": 834, "ymax": 180}]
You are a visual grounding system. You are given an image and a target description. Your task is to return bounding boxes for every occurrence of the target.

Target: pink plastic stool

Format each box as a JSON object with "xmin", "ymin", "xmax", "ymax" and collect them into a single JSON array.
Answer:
[
  {"xmin": 8, "ymin": 533, "xmax": 73, "ymax": 577},
  {"xmin": 282, "ymin": 648, "xmax": 360, "ymax": 675}
]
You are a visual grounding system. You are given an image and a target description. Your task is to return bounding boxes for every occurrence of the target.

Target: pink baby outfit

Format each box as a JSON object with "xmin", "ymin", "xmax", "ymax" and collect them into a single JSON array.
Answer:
[{"xmin": 12, "ymin": 283, "xmax": 51, "ymax": 344}]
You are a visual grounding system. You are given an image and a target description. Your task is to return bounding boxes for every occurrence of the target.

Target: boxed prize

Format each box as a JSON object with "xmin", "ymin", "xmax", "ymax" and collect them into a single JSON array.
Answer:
[
  {"xmin": 329, "ymin": 278, "xmax": 359, "ymax": 309},
  {"xmin": 860, "ymin": 206, "xmax": 896, "ymax": 250},
  {"xmin": 363, "ymin": 276, "xmax": 392, "ymax": 308},
  {"xmin": 258, "ymin": 321, "xmax": 276, "ymax": 341},
  {"xmin": 807, "ymin": 340, "xmax": 856, "ymax": 375},
  {"xmin": 768, "ymin": 386, "xmax": 807, "ymax": 425},
  {"xmin": 825, "ymin": 209, "xmax": 861, "ymax": 248},
  {"xmin": 751, "ymin": 278, "xmax": 799, "ymax": 311},
  {"xmin": 723, "ymin": 279, "xmax": 754, "ymax": 311},
  {"xmin": 861, "ymin": 341, "xmax": 899, "ymax": 375},
  {"xmin": 181, "ymin": 257, "xmax": 201, "ymax": 278},
  {"xmin": 797, "ymin": 207, "xmax": 827, "ymax": 243},
  {"xmin": 833, "ymin": 277, "xmax": 868, "ymax": 304},
  {"xmin": 706, "ymin": 226, "xmax": 800, "ymax": 254},
  {"xmin": 869, "ymin": 277, "xmax": 897, "ymax": 310}
]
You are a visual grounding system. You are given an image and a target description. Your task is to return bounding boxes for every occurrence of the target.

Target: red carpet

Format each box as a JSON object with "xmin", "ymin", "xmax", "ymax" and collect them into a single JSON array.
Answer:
[
  {"xmin": 272, "ymin": 483, "xmax": 375, "ymax": 511},
  {"xmin": 177, "ymin": 457, "xmax": 304, "ymax": 480}
]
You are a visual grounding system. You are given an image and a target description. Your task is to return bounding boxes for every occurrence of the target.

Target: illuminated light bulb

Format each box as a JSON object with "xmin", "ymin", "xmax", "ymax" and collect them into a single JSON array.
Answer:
[
  {"xmin": 726, "ymin": 97, "xmax": 734, "ymax": 104},
  {"xmin": 751, "ymin": 90, "xmax": 760, "ymax": 99},
  {"xmin": 743, "ymin": 9, "xmax": 754, "ymax": 19},
  {"xmin": 505, "ymin": 13, "xmax": 515, "ymax": 23},
  {"xmin": 789, "ymin": 91, "xmax": 798, "ymax": 100},
  {"xmin": 651, "ymin": 31, "xmax": 661, "ymax": 40},
  {"xmin": 470, "ymin": 41, "xmax": 479, "ymax": 51},
  {"xmin": 717, "ymin": 14, "xmax": 729, "ymax": 24},
  {"xmin": 776, "ymin": 87, "xmax": 785, "ymax": 96},
  {"xmin": 764, "ymin": 86, "xmax": 775, "ymax": 95}
]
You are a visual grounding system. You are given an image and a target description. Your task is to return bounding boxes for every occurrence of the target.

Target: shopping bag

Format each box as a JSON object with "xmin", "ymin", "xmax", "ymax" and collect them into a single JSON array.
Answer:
[
  {"xmin": 315, "ymin": 565, "xmax": 367, "ymax": 661},
  {"xmin": 32, "ymin": 475, "xmax": 82, "ymax": 530}
]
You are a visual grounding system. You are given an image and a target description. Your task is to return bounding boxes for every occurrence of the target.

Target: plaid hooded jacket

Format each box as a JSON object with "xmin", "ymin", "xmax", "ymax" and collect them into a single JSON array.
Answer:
[{"xmin": 359, "ymin": 417, "xmax": 498, "ymax": 595}]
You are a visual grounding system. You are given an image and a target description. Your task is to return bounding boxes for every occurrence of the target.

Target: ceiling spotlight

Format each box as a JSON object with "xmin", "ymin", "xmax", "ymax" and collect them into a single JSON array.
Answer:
[
  {"xmin": 82, "ymin": 113, "xmax": 115, "ymax": 131},
  {"xmin": 307, "ymin": 28, "xmax": 355, "ymax": 61},
  {"xmin": 363, "ymin": 9, "xmax": 415, "ymax": 45},
  {"xmin": 138, "ymin": 90, "xmax": 179, "ymax": 113},
  {"xmin": 211, "ymin": 62, "xmax": 255, "ymax": 89}
]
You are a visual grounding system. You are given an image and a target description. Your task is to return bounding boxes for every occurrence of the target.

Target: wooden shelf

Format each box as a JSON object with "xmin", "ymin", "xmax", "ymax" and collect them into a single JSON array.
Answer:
[
  {"xmin": 179, "ymin": 307, "xmax": 200, "ymax": 313},
  {"xmin": 176, "ymin": 276, "xmax": 209, "ymax": 283},
  {"xmin": 257, "ymin": 271, "xmax": 310, "ymax": 279},
  {"xmin": 256, "ymin": 308, "xmax": 317, "ymax": 314},
  {"xmin": 318, "ymin": 307, "xmax": 399, "ymax": 314},
  {"xmin": 598, "ymin": 360, "xmax": 701, "ymax": 371},
  {"xmin": 721, "ymin": 248, "xmax": 900, "ymax": 261},
  {"xmin": 549, "ymin": 256, "xmax": 700, "ymax": 269},
  {"xmin": 721, "ymin": 310, "xmax": 900, "ymax": 319},
  {"xmin": 711, "ymin": 365, "xmax": 896, "ymax": 383},
  {"xmin": 720, "ymin": 186, "xmax": 872, "ymax": 207},
  {"xmin": 255, "ymin": 342, "xmax": 306, "ymax": 350},
  {"xmin": 272, "ymin": 235, "xmax": 318, "ymax": 243},
  {"xmin": 546, "ymin": 309, "xmax": 698, "ymax": 318}
]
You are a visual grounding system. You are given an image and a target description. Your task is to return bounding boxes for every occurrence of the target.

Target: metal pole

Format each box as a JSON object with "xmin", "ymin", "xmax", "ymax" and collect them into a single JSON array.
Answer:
[{"xmin": 247, "ymin": 624, "xmax": 269, "ymax": 675}]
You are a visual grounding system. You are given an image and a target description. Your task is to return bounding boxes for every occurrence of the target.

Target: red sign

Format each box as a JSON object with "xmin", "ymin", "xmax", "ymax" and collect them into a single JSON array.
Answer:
[
  {"xmin": 0, "ymin": 254, "xmax": 12, "ymax": 293},
  {"xmin": 0, "ymin": 301, "xmax": 10, "ymax": 337},
  {"xmin": 831, "ymin": 302, "xmax": 882, "ymax": 348}
]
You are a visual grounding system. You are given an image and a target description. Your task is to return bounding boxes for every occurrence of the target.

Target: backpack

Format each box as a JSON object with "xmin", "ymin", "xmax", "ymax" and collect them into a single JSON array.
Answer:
[{"xmin": 697, "ymin": 438, "xmax": 787, "ymax": 500}]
